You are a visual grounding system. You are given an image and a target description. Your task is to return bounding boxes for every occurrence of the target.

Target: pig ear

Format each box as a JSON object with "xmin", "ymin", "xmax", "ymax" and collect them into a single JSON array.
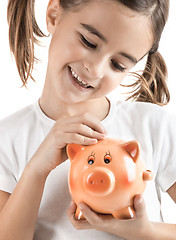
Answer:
[
  {"xmin": 66, "ymin": 143, "xmax": 85, "ymax": 162},
  {"xmin": 121, "ymin": 141, "xmax": 139, "ymax": 162}
]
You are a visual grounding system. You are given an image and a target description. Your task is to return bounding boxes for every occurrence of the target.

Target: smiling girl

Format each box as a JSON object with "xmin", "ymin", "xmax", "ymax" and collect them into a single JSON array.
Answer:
[{"xmin": 0, "ymin": 0, "xmax": 175, "ymax": 239}]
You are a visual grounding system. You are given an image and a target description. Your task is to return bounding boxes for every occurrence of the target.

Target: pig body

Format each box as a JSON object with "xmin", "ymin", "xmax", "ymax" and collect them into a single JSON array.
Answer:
[{"xmin": 67, "ymin": 138, "xmax": 152, "ymax": 219}]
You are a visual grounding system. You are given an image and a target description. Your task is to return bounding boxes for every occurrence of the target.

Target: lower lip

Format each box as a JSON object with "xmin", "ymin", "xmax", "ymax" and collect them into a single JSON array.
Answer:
[{"xmin": 67, "ymin": 66, "xmax": 92, "ymax": 92}]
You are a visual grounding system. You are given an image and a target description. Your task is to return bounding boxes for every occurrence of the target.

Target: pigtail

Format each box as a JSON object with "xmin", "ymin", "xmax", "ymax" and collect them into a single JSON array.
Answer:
[
  {"xmin": 126, "ymin": 51, "xmax": 170, "ymax": 106},
  {"xmin": 7, "ymin": 0, "xmax": 47, "ymax": 86}
]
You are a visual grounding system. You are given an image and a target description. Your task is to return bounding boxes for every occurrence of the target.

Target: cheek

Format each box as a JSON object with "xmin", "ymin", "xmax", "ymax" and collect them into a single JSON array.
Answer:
[
  {"xmin": 50, "ymin": 37, "xmax": 87, "ymax": 69},
  {"xmin": 66, "ymin": 35, "xmax": 90, "ymax": 63},
  {"xmin": 102, "ymin": 74, "xmax": 125, "ymax": 92}
]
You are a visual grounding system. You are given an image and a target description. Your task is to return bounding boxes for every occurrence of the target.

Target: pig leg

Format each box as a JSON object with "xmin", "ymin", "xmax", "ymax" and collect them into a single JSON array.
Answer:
[
  {"xmin": 75, "ymin": 205, "xmax": 85, "ymax": 220},
  {"xmin": 112, "ymin": 206, "xmax": 135, "ymax": 219}
]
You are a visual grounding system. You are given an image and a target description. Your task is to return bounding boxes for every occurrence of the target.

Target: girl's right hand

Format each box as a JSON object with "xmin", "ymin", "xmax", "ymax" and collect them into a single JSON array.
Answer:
[{"xmin": 28, "ymin": 113, "xmax": 107, "ymax": 177}]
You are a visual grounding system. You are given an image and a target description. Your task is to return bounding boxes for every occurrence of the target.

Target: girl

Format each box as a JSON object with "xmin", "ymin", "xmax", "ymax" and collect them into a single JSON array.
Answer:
[{"xmin": 0, "ymin": 0, "xmax": 175, "ymax": 239}]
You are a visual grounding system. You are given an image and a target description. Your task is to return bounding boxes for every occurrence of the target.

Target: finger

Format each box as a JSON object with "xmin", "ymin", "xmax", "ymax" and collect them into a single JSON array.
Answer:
[
  {"xmin": 67, "ymin": 201, "xmax": 77, "ymax": 217},
  {"xmin": 78, "ymin": 203, "xmax": 102, "ymax": 227},
  {"xmin": 66, "ymin": 113, "xmax": 107, "ymax": 134},
  {"xmin": 67, "ymin": 201, "xmax": 92, "ymax": 230},
  {"xmin": 133, "ymin": 195, "xmax": 147, "ymax": 219},
  {"xmin": 63, "ymin": 133, "xmax": 99, "ymax": 146},
  {"xmin": 65, "ymin": 123, "xmax": 106, "ymax": 140},
  {"xmin": 69, "ymin": 218, "xmax": 92, "ymax": 230}
]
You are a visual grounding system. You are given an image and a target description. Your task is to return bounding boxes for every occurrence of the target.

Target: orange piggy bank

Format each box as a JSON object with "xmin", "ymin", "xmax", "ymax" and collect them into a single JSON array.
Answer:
[{"xmin": 67, "ymin": 138, "xmax": 153, "ymax": 220}]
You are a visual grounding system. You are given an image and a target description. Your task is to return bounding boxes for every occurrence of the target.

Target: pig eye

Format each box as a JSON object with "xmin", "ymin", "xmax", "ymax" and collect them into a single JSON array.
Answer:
[
  {"xmin": 88, "ymin": 155, "xmax": 95, "ymax": 165},
  {"xmin": 88, "ymin": 159, "xmax": 94, "ymax": 165},
  {"xmin": 104, "ymin": 154, "xmax": 112, "ymax": 164}
]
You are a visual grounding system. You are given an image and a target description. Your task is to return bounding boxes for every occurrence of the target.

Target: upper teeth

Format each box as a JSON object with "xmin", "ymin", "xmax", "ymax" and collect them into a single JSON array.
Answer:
[{"xmin": 70, "ymin": 68, "xmax": 90, "ymax": 87}]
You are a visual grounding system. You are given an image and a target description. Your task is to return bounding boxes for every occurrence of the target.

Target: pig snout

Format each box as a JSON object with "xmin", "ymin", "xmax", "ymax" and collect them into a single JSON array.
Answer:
[{"xmin": 83, "ymin": 167, "xmax": 115, "ymax": 196}]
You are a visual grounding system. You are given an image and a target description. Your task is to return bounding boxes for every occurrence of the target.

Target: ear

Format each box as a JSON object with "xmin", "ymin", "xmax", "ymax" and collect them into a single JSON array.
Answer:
[
  {"xmin": 122, "ymin": 141, "xmax": 140, "ymax": 162},
  {"xmin": 66, "ymin": 143, "xmax": 85, "ymax": 162},
  {"xmin": 46, "ymin": 0, "xmax": 62, "ymax": 34}
]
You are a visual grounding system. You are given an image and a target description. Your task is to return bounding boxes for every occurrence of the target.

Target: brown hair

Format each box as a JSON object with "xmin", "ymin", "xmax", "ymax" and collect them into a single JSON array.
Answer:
[
  {"xmin": 125, "ymin": 51, "xmax": 170, "ymax": 105},
  {"xmin": 7, "ymin": 0, "xmax": 170, "ymax": 105},
  {"xmin": 7, "ymin": 0, "xmax": 46, "ymax": 85}
]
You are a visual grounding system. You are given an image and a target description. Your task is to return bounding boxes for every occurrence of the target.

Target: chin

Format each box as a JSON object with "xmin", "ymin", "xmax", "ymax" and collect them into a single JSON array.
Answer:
[{"xmin": 59, "ymin": 94, "xmax": 84, "ymax": 105}]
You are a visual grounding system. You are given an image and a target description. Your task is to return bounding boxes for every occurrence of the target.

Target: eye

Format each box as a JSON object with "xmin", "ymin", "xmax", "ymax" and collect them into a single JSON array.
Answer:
[
  {"xmin": 80, "ymin": 34, "xmax": 97, "ymax": 49},
  {"xmin": 104, "ymin": 154, "xmax": 112, "ymax": 164},
  {"xmin": 88, "ymin": 155, "xmax": 95, "ymax": 165},
  {"xmin": 80, "ymin": 34, "xmax": 126, "ymax": 72},
  {"xmin": 111, "ymin": 59, "xmax": 126, "ymax": 72}
]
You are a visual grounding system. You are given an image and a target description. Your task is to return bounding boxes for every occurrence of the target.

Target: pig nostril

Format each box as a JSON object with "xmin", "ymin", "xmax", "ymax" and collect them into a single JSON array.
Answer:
[{"xmin": 84, "ymin": 168, "xmax": 115, "ymax": 195}]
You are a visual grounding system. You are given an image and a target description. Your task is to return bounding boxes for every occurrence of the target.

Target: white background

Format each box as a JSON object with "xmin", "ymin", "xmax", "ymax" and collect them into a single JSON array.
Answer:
[{"xmin": 0, "ymin": 0, "xmax": 175, "ymax": 222}]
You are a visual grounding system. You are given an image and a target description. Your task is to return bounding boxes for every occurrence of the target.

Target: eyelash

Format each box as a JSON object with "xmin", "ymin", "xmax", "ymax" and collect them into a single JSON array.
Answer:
[{"xmin": 80, "ymin": 34, "xmax": 126, "ymax": 72}]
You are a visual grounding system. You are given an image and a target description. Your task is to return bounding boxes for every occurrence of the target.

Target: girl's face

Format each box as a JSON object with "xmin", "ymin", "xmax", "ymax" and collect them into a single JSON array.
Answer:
[{"xmin": 46, "ymin": 0, "xmax": 153, "ymax": 104}]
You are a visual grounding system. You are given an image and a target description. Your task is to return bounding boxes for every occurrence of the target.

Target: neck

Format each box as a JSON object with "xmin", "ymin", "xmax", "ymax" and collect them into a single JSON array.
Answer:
[{"xmin": 39, "ymin": 90, "xmax": 110, "ymax": 122}]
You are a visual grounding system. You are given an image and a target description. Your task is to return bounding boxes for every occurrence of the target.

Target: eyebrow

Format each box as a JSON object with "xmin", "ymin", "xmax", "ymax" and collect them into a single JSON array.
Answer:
[
  {"xmin": 81, "ymin": 23, "xmax": 138, "ymax": 65},
  {"xmin": 81, "ymin": 23, "xmax": 107, "ymax": 43},
  {"xmin": 119, "ymin": 52, "xmax": 138, "ymax": 65}
]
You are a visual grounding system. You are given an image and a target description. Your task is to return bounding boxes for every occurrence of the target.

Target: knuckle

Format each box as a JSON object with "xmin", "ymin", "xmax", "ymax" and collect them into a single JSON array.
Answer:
[
  {"xmin": 86, "ymin": 126, "xmax": 93, "ymax": 136},
  {"xmin": 67, "ymin": 133, "xmax": 76, "ymax": 141},
  {"xmin": 83, "ymin": 137, "xmax": 89, "ymax": 145},
  {"xmin": 77, "ymin": 123, "xmax": 84, "ymax": 132},
  {"xmin": 70, "ymin": 133, "xmax": 82, "ymax": 144},
  {"xmin": 91, "ymin": 132, "xmax": 97, "ymax": 138},
  {"xmin": 81, "ymin": 124, "xmax": 93, "ymax": 136},
  {"xmin": 82, "ymin": 112, "xmax": 90, "ymax": 120},
  {"xmin": 89, "ymin": 130, "xmax": 94, "ymax": 137}
]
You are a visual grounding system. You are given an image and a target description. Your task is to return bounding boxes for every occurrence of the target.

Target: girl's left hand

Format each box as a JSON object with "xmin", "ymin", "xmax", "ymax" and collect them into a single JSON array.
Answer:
[{"xmin": 67, "ymin": 195, "xmax": 153, "ymax": 240}]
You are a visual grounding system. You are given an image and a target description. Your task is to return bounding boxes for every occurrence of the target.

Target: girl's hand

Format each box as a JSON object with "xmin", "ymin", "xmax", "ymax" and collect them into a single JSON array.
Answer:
[
  {"xmin": 28, "ymin": 113, "xmax": 107, "ymax": 177},
  {"xmin": 68, "ymin": 195, "xmax": 153, "ymax": 240}
]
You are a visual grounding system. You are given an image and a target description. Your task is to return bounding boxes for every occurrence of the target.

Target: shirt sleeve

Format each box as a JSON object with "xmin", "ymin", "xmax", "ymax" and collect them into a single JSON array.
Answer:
[
  {"xmin": 155, "ymin": 111, "xmax": 176, "ymax": 192},
  {"xmin": 0, "ymin": 124, "xmax": 17, "ymax": 194}
]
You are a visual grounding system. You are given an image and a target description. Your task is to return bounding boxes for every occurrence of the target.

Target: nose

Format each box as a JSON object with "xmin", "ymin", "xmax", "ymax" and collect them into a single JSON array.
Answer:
[
  {"xmin": 84, "ymin": 168, "xmax": 115, "ymax": 196},
  {"xmin": 83, "ymin": 55, "xmax": 106, "ymax": 79}
]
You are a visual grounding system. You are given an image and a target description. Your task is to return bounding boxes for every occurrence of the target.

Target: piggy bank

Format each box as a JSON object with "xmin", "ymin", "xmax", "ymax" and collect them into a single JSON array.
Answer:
[{"xmin": 67, "ymin": 138, "xmax": 153, "ymax": 220}]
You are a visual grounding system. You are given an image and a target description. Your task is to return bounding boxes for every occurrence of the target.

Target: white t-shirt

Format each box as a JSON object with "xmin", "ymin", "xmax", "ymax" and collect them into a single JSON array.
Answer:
[{"xmin": 0, "ymin": 99, "xmax": 176, "ymax": 240}]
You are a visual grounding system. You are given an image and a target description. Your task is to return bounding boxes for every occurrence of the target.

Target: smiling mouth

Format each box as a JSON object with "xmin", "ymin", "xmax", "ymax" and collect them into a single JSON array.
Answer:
[{"xmin": 69, "ymin": 66, "xmax": 93, "ymax": 89}]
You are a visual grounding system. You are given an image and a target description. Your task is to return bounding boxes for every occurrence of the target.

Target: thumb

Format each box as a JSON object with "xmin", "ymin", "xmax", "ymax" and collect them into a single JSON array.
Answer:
[
  {"xmin": 133, "ymin": 194, "xmax": 147, "ymax": 219},
  {"xmin": 67, "ymin": 201, "xmax": 77, "ymax": 218}
]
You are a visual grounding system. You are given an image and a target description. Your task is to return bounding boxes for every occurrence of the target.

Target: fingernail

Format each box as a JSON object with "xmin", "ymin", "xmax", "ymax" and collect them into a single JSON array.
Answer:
[
  {"xmin": 91, "ymin": 139, "xmax": 97, "ymax": 144},
  {"xmin": 100, "ymin": 134, "xmax": 106, "ymax": 139},
  {"xmin": 78, "ymin": 203, "xmax": 83, "ymax": 210},
  {"xmin": 103, "ymin": 129, "xmax": 108, "ymax": 134},
  {"xmin": 101, "ymin": 126, "xmax": 107, "ymax": 134},
  {"xmin": 70, "ymin": 201, "xmax": 74, "ymax": 206},
  {"xmin": 138, "ymin": 196, "xmax": 143, "ymax": 205}
]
